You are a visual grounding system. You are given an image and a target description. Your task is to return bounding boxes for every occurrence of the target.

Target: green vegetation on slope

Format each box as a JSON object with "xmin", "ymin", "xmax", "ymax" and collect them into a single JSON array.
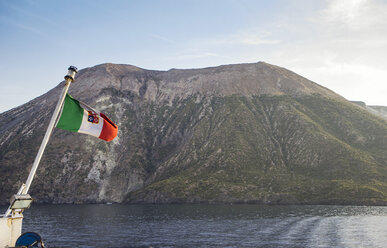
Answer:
[{"xmin": 126, "ymin": 94, "xmax": 387, "ymax": 205}]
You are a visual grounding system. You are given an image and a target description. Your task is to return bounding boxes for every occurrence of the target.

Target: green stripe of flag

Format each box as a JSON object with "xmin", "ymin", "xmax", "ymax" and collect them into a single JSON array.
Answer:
[{"xmin": 56, "ymin": 94, "xmax": 84, "ymax": 132}]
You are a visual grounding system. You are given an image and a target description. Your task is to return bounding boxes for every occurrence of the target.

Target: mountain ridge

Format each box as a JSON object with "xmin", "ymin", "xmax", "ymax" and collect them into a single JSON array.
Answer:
[{"xmin": 1, "ymin": 61, "xmax": 343, "ymax": 115}]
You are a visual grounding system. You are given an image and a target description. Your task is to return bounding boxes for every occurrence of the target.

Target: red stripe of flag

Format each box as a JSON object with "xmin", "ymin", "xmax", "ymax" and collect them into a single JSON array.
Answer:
[{"xmin": 99, "ymin": 113, "xmax": 118, "ymax": 141}]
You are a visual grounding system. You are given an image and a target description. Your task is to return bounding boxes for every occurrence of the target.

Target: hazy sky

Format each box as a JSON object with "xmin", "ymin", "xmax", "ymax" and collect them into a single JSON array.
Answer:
[{"xmin": 0, "ymin": 0, "xmax": 386, "ymax": 113}]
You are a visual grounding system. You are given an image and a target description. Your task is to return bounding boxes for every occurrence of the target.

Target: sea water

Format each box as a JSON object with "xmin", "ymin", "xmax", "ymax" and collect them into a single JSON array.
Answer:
[{"xmin": 4, "ymin": 204, "xmax": 387, "ymax": 247}]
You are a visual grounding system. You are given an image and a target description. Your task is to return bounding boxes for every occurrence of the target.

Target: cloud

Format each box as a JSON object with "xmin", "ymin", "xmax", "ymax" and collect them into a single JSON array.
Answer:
[
  {"xmin": 149, "ymin": 33, "xmax": 176, "ymax": 44},
  {"xmin": 154, "ymin": 29, "xmax": 280, "ymax": 65},
  {"xmin": 163, "ymin": 30, "xmax": 281, "ymax": 68},
  {"xmin": 258, "ymin": 0, "xmax": 387, "ymax": 105},
  {"xmin": 4, "ymin": 2, "xmax": 54, "ymax": 24},
  {"xmin": 322, "ymin": 0, "xmax": 367, "ymax": 25},
  {"xmin": 167, "ymin": 51, "xmax": 218, "ymax": 61},
  {"xmin": 0, "ymin": 15, "xmax": 47, "ymax": 37},
  {"xmin": 191, "ymin": 30, "xmax": 281, "ymax": 48},
  {"xmin": 314, "ymin": 0, "xmax": 387, "ymax": 39},
  {"xmin": 321, "ymin": 0, "xmax": 387, "ymax": 30},
  {"xmin": 239, "ymin": 34, "xmax": 281, "ymax": 45}
]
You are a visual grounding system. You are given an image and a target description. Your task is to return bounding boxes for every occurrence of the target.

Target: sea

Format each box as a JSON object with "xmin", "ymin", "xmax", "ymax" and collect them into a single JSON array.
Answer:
[{"xmin": 3, "ymin": 204, "xmax": 387, "ymax": 248}]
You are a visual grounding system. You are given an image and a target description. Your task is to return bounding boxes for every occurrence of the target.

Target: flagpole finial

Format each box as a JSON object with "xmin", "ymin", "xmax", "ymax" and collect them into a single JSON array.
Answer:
[{"xmin": 64, "ymin": 66, "xmax": 78, "ymax": 82}]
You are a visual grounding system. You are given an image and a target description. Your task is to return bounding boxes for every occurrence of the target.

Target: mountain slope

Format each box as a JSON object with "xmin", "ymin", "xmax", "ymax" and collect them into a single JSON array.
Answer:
[
  {"xmin": 351, "ymin": 101, "xmax": 387, "ymax": 120},
  {"xmin": 0, "ymin": 62, "xmax": 386, "ymax": 205}
]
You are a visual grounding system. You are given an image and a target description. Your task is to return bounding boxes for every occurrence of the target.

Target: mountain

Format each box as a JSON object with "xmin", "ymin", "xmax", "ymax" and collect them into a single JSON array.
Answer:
[
  {"xmin": 0, "ymin": 62, "xmax": 386, "ymax": 205},
  {"xmin": 351, "ymin": 101, "xmax": 387, "ymax": 120}
]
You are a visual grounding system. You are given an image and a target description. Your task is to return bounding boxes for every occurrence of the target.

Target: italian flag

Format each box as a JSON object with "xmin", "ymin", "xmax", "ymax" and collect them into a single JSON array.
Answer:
[{"xmin": 56, "ymin": 94, "xmax": 118, "ymax": 141}]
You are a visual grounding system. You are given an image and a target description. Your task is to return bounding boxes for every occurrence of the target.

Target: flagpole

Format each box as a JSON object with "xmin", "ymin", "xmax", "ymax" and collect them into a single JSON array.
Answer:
[
  {"xmin": 3, "ymin": 66, "xmax": 78, "ymax": 219},
  {"xmin": 3, "ymin": 66, "xmax": 78, "ymax": 218},
  {"xmin": 22, "ymin": 66, "xmax": 78, "ymax": 194}
]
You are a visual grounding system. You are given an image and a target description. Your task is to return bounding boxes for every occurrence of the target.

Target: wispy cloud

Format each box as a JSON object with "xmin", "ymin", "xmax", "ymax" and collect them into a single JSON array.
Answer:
[
  {"xmin": 153, "ymin": 29, "xmax": 280, "ymax": 64},
  {"xmin": 4, "ymin": 2, "xmax": 55, "ymax": 25},
  {"xmin": 164, "ymin": 51, "xmax": 218, "ymax": 61},
  {"xmin": 0, "ymin": 15, "xmax": 47, "ymax": 37},
  {"xmin": 149, "ymin": 33, "xmax": 176, "ymax": 44},
  {"xmin": 190, "ymin": 30, "xmax": 281, "ymax": 48},
  {"xmin": 239, "ymin": 35, "xmax": 281, "ymax": 45},
  {"xmin": 174, "ymin": 52, "xmax": 217, "ymax": 60}
]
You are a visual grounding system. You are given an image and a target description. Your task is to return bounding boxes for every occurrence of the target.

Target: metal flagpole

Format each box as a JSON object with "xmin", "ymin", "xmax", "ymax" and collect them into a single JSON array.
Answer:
[
  {"xmin": 3, "ymin": 66, "xmax": 77, "ymax": 217},
  {"xmin": 22, "ymin": 66, "xmax": 78, "ymax": 194}
]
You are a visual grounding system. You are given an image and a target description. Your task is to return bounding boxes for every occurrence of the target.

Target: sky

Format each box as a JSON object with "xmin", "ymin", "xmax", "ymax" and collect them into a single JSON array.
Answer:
[{"xmin": 0, "ymin": 0, "xmax": 386, "ymax": 113}]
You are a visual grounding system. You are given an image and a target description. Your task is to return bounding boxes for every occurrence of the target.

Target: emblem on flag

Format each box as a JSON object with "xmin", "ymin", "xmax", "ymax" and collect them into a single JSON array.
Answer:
[{"xmin": 87, "ymin": 111, "xmax": 99, "ymax": 124}]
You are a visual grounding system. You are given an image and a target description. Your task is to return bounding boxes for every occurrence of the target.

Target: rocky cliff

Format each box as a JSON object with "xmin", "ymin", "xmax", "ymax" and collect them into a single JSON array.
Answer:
[{"xmin": 0, "ymin": 62, "xmax": 386, "ymax": 205}]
